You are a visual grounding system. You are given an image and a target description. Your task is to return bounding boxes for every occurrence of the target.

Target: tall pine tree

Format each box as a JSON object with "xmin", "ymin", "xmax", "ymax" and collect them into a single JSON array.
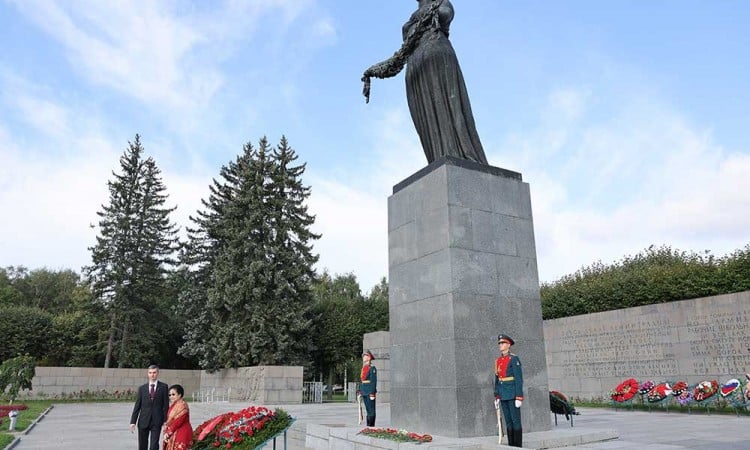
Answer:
[
  {"xmin": 178, "ymin": 136, "xmax": 319, "ymax": 370},
  {"xmin": 85, "ymin": 135, "xmax": 179, "ymax": 368}
]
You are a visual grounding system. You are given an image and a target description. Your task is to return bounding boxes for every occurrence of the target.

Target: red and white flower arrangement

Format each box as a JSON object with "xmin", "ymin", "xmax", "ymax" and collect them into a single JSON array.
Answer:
[
  {"xmin": 646, "ymin": 382, "xmax": 672, "ymax": 403},
  {"xmin": 192, "ymin": 405, "xmax": 292, "ymax": 450},
  {"xmin": 692, "ymin": 380, "xmax": 719, "ymax": 402}
]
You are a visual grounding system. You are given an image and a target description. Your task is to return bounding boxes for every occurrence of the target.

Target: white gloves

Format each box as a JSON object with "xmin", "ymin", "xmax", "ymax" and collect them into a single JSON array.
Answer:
[
  {"xmin": 493, "ymin": 398, "xmax": 500, "ymax": 409},
  {"xmin": 515, "ymin": 400, "xmax": 522, "ymax": 408}
]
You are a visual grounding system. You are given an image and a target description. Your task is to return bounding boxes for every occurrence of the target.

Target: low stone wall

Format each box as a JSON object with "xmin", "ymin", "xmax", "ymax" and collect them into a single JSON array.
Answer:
[
  {"xmin": 363, "ymin": 331, "xmax": 391, "ymax": 404},
  {"xmin": 367, "ymin": 291, "xmax": 750, "ymax": 403},
  {"xmin": 544, "ymin": 291, "xmax": 750, "ymax": 401},
  {"xmin": 20, "ymin": 366, "xmax": 303, "ymax": 404},
  {"xmin": 19, "ymin": 367, "xmax": 202, "ymax": 399},
  {"xmin": 200, "ymin": 366, "xmax": 303, "ymax": 403}
]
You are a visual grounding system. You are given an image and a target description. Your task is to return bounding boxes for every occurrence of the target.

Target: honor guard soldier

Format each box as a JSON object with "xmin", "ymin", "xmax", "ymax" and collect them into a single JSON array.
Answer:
[
  {"xmin": 494, "ymin": 334, "xmax": 524, "ymax": 447},
  {"xmin": 360, "ymin": 350, "xmax": 378, "ymax": 426}
]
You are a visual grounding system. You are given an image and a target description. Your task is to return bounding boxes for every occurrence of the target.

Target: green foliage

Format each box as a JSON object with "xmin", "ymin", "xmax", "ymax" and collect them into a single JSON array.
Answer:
[
  {"xmin": 311, "ymin": 272, "xmax": 365, "ymax": 385},
  {"xmin": 9, "ymin": 268, "xmax": 83, "ymax": 314},
  {"xmin": 49, "ymin": 308, "xmax": 108, "ymax": 367},
  {"xmin": 541, "ymin": 244, "xmax": 750, "ymax": 319},
  {"xmin": 0, "ymin": 268, "xmax": 108, "ymax": 367},
  {"xmin": 0, "ymin": 434, "xmax": 12, "ymax": 447},
  {"xmin": 0, "ymin": 355, "xmax": 35, "ymax": 402},
  {"xmin": 0, "ymin": 267, "xmax": 23, "ymax": 308},
  {"xmin": 364, "ymin": 277, "xmax": 389, "ymax": 332},
  {"xmin": 0, "ymin": 306, "xmax": 54, "ymax": 362},
  {"xmin": 84, "ymin": 134, "xmax": 180, "ymax": 368},
  {"xmin": 310, "ymin": 273, "xmax": 389, "ymax": 391},
  {"xmin": 179, "ymin": 136, "xmax": 319, "ymax": 370}
]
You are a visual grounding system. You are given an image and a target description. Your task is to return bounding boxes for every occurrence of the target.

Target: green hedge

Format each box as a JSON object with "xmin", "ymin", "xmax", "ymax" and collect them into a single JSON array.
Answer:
[{"xmin": 541, "ymin": 244, "xmax": 750, "ymax": 319}]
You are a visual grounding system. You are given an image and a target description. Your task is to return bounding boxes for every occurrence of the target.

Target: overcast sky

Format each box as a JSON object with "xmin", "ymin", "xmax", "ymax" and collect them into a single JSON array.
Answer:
[{"xmin": 1, "ymin": 1, "xmax": 749, "ymax": 292}]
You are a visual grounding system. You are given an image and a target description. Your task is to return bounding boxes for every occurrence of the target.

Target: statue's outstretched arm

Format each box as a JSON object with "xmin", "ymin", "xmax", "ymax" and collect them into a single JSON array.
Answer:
[{"xmin": 362, "ymin": 1, "xmax": 441, "ymax": 103}]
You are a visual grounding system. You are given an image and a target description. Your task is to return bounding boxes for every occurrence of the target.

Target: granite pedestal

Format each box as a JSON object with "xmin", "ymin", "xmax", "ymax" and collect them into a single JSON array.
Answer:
[{"xmin": 388, "ymin": 156, "xmax": 551, "ymax": 437}]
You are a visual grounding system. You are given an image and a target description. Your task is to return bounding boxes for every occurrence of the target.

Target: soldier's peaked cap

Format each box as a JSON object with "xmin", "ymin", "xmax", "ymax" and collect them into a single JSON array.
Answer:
[{"xmin": 497, "ymin": 334, "xmax": 515, "ymax": 345}]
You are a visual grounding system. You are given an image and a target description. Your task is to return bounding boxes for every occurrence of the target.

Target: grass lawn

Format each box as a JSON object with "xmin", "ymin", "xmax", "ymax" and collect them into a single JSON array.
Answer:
[
  {"xmin": 0, "ymin": 433, "xmax": 13, "ymax": 447},
  {"xmin": 11, "ymin": 400, "xmax": 54, "ymax": 431},
  {"xmin": 0, "ymin": 400, "xmax": 53, "ymax": 447}
]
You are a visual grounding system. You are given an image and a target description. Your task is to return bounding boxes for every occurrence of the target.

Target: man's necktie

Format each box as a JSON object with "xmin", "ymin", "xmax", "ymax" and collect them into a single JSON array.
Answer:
[{"xmin": 150, "ymin": 384, "xmax": 155, "ymax": 400}]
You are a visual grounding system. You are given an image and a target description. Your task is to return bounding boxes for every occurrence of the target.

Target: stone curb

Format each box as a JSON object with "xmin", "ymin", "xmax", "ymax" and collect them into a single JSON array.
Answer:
[{"xmin": 4, "ymin": 405, "xmax": 55, "ymax": 450}]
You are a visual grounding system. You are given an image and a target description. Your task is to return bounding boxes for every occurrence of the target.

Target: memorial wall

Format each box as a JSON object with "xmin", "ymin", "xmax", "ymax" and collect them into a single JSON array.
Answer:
[{"xmin": 544, "ymin": 291, "xmax": 750, "ymax": 400}]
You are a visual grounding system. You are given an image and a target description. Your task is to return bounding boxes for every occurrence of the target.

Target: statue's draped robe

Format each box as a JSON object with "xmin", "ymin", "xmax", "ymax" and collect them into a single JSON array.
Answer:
[{"xmin": 364, "ymin": 0, "xmax": 488, "ymax": 165}]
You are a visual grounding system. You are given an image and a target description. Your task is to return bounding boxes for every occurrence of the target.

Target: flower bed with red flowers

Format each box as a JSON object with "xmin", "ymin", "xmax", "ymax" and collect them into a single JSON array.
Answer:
[
  {"xmin": 693, "ymin": 380, "xmax": 719, "ymax": 402},
  {"xmin": 0, "ymin": 404, "xmax": 28, "ymax": 416},
  {"xmin": 0, "ymin": 404, "xmax": 28, "ymax": 428},
  {"xmin": 610, "ymin": 378, "xmax": 638, "ymax": 402},
  {"xmin": 192, "ymin": 405, "xmax": 293, "ymax": 450},
  {"xmin": 358, "ymin": 427, "xmax": 433, "ymax": 443}
]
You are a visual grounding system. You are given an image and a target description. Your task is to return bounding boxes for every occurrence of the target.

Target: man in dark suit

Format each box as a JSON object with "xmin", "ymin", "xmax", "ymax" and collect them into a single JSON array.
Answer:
[{"xmin": 130, "ymin": 364, "xmax": 169, "ymax": 450}]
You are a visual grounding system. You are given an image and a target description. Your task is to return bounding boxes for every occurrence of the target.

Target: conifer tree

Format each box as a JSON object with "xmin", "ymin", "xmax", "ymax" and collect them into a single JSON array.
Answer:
[
  {"xmin": 85, "ymin": 135, "xmax": 179, "ymax": 368},
  {"xmin": 178, "ymin": 136, "xmax": 319, "ymax": 370}
]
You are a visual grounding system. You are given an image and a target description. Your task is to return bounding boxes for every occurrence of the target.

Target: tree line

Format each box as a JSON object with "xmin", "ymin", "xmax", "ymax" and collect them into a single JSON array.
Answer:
[
  {"xmin": 0, "ymin": 134, "xmax": 387, "ymax": 386},
  {"xmin": 541, "ymin": 244, "xmax": 750, "ymax": 320},
  {"xmin": 4, "ymin": 133, "xmax": 748, "ymax": 382}
]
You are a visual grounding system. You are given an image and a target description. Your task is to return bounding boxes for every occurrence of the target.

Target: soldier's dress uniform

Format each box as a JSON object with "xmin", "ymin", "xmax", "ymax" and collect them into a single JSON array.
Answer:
[
  {"xmin": 494, "ymin": 334, "xmax": 524, "ymax": 447},
  {"xmin": 360, "ymin": 351, "xmax": 378, "ymax": 426}
]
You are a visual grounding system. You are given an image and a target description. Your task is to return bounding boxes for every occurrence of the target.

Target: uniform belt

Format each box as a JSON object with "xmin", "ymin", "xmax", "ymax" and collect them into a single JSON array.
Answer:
[
  {"xmin": 499, "ymin": 376, "xmax": 515, "ymax": 382},
  {"xmin": 362, "ymin": 380, "xmax": 371, "ymax": 383}
]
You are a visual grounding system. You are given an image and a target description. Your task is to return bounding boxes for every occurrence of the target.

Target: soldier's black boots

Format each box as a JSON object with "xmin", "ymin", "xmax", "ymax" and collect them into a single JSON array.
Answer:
[{"xmin": 506, "ymin": 428, "xmax": 523, "ymax": 447}]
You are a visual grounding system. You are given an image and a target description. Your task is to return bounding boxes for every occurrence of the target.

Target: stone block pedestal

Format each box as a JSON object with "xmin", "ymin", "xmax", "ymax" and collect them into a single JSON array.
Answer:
[{"xmin": 388, "ymin": 157, "xmax": 551, "ymax": 437}]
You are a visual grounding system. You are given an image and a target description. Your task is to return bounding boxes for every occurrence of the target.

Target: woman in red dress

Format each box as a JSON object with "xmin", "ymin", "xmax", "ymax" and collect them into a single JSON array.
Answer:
[{"xmin": 162, "ymin": 384, "xmax": 193, "ymax": 450}]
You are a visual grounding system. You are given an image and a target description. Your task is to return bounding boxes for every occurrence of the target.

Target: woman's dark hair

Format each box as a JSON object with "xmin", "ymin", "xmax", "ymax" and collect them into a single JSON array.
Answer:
[{"xmin": 170, "ymin": 384, "xmax": 185, "ymax": 397}]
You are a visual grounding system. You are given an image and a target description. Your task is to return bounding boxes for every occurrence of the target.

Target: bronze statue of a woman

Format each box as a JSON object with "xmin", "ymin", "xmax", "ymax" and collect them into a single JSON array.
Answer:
[{"xmin": 362, "ymin": 0, "xmax": 488, "ymax": 165}]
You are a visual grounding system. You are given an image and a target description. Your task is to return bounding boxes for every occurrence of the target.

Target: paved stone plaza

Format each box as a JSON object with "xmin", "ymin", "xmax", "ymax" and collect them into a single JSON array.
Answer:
[{"xmin": 7, "ymin": 403, "xmax": 750, "ymax": 449}]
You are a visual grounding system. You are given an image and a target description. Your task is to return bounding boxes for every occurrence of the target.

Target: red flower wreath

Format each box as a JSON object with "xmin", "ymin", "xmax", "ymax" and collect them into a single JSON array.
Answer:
[
  {"xmin": 646, "ymin": 382, "xmax": 672, "ymax": 403},
  {"xmin": 671, "ymin": 381, "xmax": 688, "ymax": 396},
  {"xmin": 611, "ymin": 378, "xmax": 638, "ymax": 402},
  {"xmin": 693, "ymin": 380, "xmax": 719, "ymax": 402}
]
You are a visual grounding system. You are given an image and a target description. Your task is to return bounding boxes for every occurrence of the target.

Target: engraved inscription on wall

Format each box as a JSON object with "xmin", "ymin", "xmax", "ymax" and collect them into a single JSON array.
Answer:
[{"xmin": 544, "ymin": 292, "xmax": 750, "ymax": 399}]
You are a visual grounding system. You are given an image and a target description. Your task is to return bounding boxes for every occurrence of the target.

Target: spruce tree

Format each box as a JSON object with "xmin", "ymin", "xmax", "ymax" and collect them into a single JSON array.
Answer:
[
  {"xmin": 85, "ymin": 135, "xmax": 179, "ymax": 368},
  {"xmin": 178, "ymin": 136, "xmax": 319, "ymax": 370}
]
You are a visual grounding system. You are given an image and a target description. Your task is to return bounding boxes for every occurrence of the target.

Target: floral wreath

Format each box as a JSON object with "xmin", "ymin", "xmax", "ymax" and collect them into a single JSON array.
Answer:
[
  {"xmin": 719, "ymin": 378, "xmax": 748, "ymax": 407},
  {"xmin": 692, "ymin": 380, "xmax": 719, "ymax": 402},
  {"xmin": 671, "ymin": 381, "xmax": 692, "ymax": 405},
  {"xmin": 720, "ymin": 379, "xmax": 740, "ymax": 397},
  {"xmin": 638, "ymin": 380, "xmax": 655, "ymax": 395},
  {"xmin": 646, "ymin": 382, "xmax": 672, "ymax": 403},
  {"xmin": 192, "ymin": 405, "xmax": 292, "ymax": 450},
  {"xmin": 358, "ymin": 427, "xmax": 433, "ymax": 443},
  {"xmin": 549, "ymin": 390, "xmax": 577, "ymax": 417},
  {"xmin": 610, "ymin": 378, "xmax": 638, "ymax": 402}
]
